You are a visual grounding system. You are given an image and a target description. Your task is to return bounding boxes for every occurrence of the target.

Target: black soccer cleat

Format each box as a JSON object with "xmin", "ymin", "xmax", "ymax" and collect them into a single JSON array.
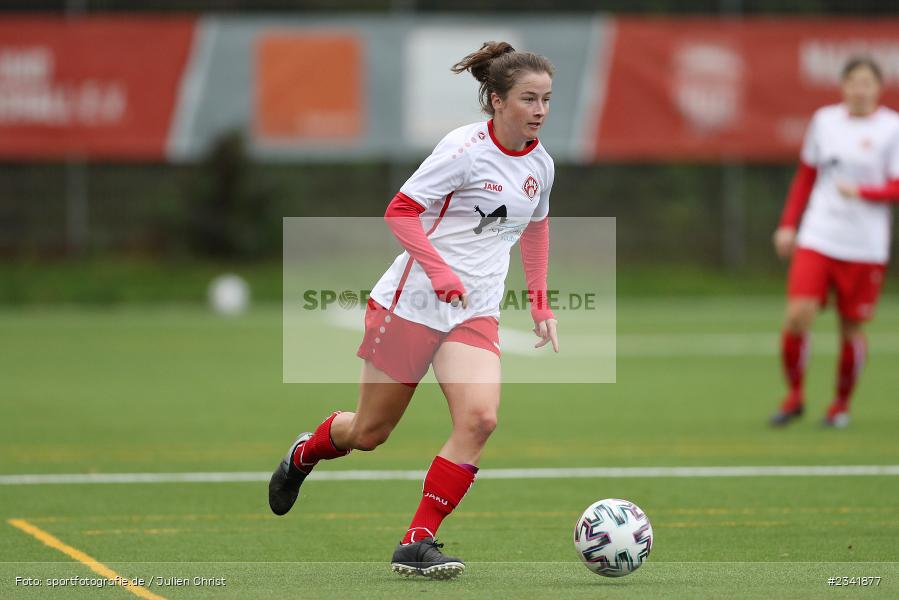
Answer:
[
  {"xmin": 769, "ymin": 405, "xmax": 804, "ymax": 427},
  {"xmin": 391, "ymin": 538, "xmax": 465, "ymax": 580},
  {"xmin": 268, "ymin": 432, "xmax": 312, "ymax": 516}
]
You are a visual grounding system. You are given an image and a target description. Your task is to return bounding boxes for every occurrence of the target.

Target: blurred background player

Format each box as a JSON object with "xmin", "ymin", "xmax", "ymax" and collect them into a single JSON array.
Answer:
[
  {"xmin": 268, "ymin": 41, "xmax": 558, "ymax": 579},
  {"xmin": 771, "ymin": 57, "xmax": 899, "ymax": 428}
]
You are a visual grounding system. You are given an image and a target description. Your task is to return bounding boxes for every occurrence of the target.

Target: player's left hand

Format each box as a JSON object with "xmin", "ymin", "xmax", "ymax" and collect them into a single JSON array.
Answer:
[
  {"xmin": 533, "ymin": 318, "xmax": 559, "ymax": 352},
  {"xmin": 836, "ymin": 180, "xmax": 859, "ymax": 198}
]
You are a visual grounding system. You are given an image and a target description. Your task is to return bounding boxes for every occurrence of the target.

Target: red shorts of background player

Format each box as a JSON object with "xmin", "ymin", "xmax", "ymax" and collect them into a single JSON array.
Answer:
[
  {"xmin": 787, "ymin": 247, "xmax": 887, "ymax": 322},
  {"xmin": 356, "ymin": 298, "xmax": 500, "ymax": 387}
]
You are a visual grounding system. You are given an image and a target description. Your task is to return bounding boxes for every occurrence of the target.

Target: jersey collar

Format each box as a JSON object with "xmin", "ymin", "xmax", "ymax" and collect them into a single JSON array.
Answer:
[
  {"xmin": 842, "ymin": 103, "xmax": 882, "ymax": 119},
  {"xmin": 487, "ymin": 119, "xmax": 539, "ymax": 157}
]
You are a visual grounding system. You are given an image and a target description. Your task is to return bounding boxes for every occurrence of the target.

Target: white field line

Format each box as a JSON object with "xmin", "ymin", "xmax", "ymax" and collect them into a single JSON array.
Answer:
[
  {"xmin": 326, "ymin": 308, "xmax": 899, "ymax": 357},
  {"xmin": 2, "ymin": 465, "xmax": 898, "ymax": 485},
  {"xmin": 614, "ymin": 333, "xmax": 899, "ymax": 357}
]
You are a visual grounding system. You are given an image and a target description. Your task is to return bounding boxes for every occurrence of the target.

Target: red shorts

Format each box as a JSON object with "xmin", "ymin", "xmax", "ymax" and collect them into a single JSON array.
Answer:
[
  {"xmin": 788, "ymin": 247, "xmax": 887, "ymax": 321},
  {"xmin": 356, "ymin": 298, "xmax": 500, "ymax": 387}
]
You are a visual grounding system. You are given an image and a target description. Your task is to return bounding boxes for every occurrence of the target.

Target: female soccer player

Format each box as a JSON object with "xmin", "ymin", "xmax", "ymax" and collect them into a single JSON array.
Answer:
[
  {"xmin": 269, "ymin": 41, "xmax": 558, "ymax": 579},
  {"xmin": 770, "ymin": 56, "xmax": 899, "ymax": 429}
]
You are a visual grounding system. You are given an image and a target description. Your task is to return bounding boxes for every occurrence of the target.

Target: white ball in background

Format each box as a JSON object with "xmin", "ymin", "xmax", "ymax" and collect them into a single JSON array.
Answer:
[{"xmin": 208, "ymin": 274, "xmax": 250, "ymax": 316}]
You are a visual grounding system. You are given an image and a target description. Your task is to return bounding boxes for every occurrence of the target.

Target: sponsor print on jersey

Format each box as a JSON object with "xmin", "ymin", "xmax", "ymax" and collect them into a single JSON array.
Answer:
[
  {"xmin": 523, "ymin": 175, "xmax": 539, "ymax": 200},
  {"xmin": 472, "ymin": 204, "xmax": 525, "ymax": 241},
  {"xmin": 473, "ymin": 204, "xmax": 507, "ymax": 234}
]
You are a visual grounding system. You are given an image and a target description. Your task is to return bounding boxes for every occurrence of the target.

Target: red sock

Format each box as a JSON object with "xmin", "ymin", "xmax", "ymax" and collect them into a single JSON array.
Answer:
[
  {"xmin": 292, "ymin": 411, "xmax": 350, "ymax": 473},
  {"xmin": 781, "ymin": 331, "xmax": 808, "ymax": 411},
  {"xmin": 832, "ymin": 336, "xmax": 866, "ymax": 416},
  {"xmin": 402, "ymin": 456, "xmax": 475, "ymax": 544}
]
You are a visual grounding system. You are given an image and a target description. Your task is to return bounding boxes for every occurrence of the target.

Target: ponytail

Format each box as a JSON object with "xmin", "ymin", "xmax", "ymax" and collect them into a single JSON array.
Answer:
[{"xmin": 452, "ymin": 41, "xmax": 554, "ymax": 115}]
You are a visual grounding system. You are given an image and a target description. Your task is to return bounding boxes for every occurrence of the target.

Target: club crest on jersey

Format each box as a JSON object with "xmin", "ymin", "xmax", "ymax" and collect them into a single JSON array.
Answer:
[{"xmin": 523, "ymin": 175, "xmax": 539, "ymax": 200}]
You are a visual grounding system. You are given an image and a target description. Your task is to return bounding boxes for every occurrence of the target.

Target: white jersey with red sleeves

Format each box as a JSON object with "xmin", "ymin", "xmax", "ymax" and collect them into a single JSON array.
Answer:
[
  {"xmin": 797, "ymin": 104, "xmax": 899, "ymax": 264},
  {"xmin": 369, "ymin": 119, "xmax": 554, "ymax": 332}
]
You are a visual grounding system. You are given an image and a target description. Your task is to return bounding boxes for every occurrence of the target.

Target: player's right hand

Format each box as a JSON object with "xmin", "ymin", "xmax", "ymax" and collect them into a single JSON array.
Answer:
[
  {"xmin": 431, "ymin": 272, "xmax": 468, "ymax": 307},
  {"xmin": 836, "ymin": 180, "xmax": 859, "ymax": 198},
  {"xmin": 449, "ymin": 294, "xmax": 469, "ymax": 309},
  {"xmin": 773, "ymin": 227, "xmax": 796, "ymax": 259}
]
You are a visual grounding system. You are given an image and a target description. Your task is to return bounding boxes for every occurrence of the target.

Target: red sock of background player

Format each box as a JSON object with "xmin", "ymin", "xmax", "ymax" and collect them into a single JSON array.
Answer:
[
  {"xmin": 781, "ymin": 331, "xmax": 808, "ymax": 412},
  {"xmin": 831, "ymin": 336, "xmax": 866, "ymax": 417},
  {"xmin": 402, "ymin": 456, "xmax": 476, "ymax": 544},
  {"xmin": 292, "ymin": 412, "xmax": 351, "ymax": 474}
]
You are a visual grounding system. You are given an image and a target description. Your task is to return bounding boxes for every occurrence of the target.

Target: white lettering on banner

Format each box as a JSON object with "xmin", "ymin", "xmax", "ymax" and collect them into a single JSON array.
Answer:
[
  {"xmin": 801, "ymin": 41, "xmax": 899, "ymax": 86},
  {"xmin": 672, "ymin": 42, "xmax": 744, "ymax": 132},
  {"xmin": 0, "ymin": 46, "xmax": 127, "ymax": 125},
  {"xmin": 0, "ymin": 47, "xmax": 51, "ymax": 81}
]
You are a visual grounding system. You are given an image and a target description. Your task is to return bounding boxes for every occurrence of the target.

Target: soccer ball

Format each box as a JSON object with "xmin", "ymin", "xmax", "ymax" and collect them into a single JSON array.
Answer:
[{"xmin": 573, "ymin": 498, "xmax": 653, "ymax": 577}]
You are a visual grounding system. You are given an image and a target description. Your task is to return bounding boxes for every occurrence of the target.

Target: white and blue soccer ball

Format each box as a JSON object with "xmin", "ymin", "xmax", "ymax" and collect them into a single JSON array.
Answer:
[{"xmin": 573, "ymin": 498, "xmax": 653, "ymax": 577}]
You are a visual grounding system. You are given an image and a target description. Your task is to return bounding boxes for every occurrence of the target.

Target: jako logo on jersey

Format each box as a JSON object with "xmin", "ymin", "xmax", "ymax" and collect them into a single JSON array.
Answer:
[
  {"xmin": 523, "ymin": 175, "xmax": 539, "ymax": 200},
  {"xmin": 424, "ymin": 492, "xmax": 448, "ymax": 506},
  {"xmin": 483, "ymin": 182, "xmax": 503, "ymax": 192},
  {"xmin": 478, "ymin": 130, "xmax": 487, "ymax": 140}
]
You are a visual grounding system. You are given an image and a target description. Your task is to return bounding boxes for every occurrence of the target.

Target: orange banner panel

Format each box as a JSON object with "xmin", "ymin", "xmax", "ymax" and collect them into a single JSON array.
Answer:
[
  {"xmin": 0, "ymin": 17, "xmax": 195, "ymax": 160},
  {"xmin": 595, "ymin": 18, "xmax": 899, "ymax": 161},
  {"xmin": 255, "ymin": 33, "xmax": 363, "ymax": 142}
]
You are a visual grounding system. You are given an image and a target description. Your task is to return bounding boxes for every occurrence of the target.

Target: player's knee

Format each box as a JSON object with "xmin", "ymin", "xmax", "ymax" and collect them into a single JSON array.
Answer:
[
  {"xmin": 784, "ymin": 316, "xmax": 806, "ymax": 334},
  {"xmin": 350, "ymin": 425, "xmax": 392, "ymax": 451},
  {"xmin": 841, "ymin": 321, "xmax": 864, "ymax": 339},
  {"xmin": 466, "ymin": 410, "xmax": 498, "ymax": 440},
  {"xmin": 785, "ymin": 306, "xmax": 815, "ymax": 332}
]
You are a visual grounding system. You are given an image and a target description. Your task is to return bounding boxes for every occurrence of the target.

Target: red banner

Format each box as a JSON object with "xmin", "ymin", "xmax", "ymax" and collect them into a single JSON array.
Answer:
[
  {"xmin": 0, "ymin": 17, "xmax": 195, "ymax": 160},
  {"xmin": 595, "ymin": 18, "xmax": 899, "ymax": 161}
]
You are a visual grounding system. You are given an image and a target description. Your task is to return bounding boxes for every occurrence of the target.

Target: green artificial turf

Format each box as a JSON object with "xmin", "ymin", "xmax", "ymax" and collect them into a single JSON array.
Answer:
[{"xmin": 2, "ymin": 297, "xmax": 898, "ymax": 598}]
